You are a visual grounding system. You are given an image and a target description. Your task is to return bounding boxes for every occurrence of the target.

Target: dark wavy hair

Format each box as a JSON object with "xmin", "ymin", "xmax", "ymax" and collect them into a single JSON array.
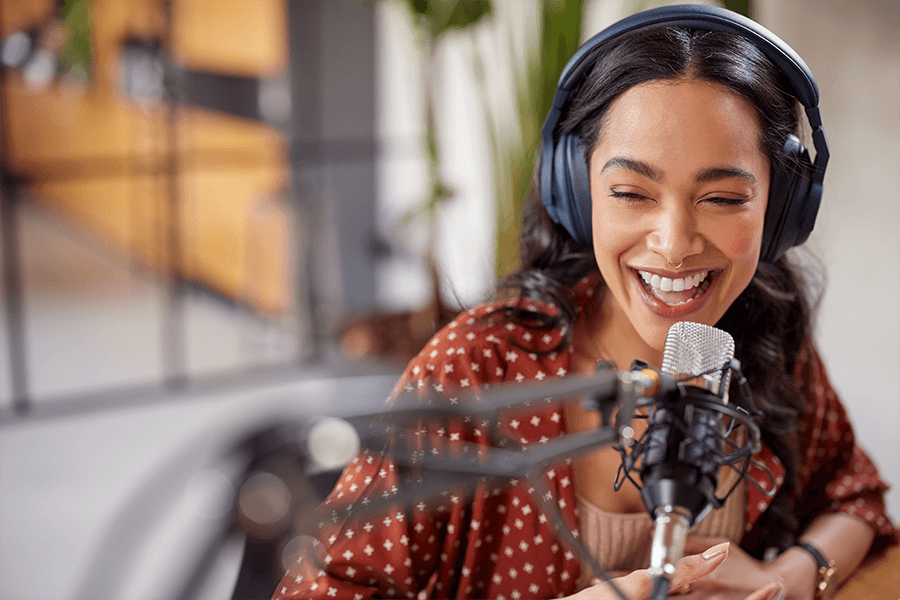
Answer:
[{"xmin": 497, "ymin": 27, "xmax": 822, "ymax": 554}]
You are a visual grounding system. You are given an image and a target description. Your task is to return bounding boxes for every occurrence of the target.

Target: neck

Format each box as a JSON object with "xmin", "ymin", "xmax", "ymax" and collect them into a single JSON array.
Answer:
[{"xmin": 580, "ymin": 291, "xmax": 664, "ymax": 371}]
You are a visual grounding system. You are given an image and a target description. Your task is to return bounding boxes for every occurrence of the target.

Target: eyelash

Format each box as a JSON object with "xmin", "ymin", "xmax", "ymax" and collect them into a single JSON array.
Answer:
[
  {"xmin": 609, "ymin": 191, "xmax": 649, "ymax": 202},
  {"xmin": 705, "ymin": 197, "xmax": 748, "ymax": 206},
  {"xmin": 608, "ymin": 191, "xmax": 748, "ymax": 206}
]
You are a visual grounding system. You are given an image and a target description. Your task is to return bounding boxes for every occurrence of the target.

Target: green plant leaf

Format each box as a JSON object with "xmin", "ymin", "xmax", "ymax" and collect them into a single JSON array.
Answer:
[
  {"xmin": 404, "ymin": 0, "xmax": 492, "ymax": 38},
  {"xmin": 60, "ymin": 0, "xmax": 93, "ymax": 76},
  {"xmin": 444, "ymin": 0, "xmax": 493, "ymax": 31},
  {"xmin": 495, "ymin": 0, "xmax": 583, "ymax": 279},
  {"xmin": 722, "ymin": 0, "xmax": 752, "ymax": 18}
]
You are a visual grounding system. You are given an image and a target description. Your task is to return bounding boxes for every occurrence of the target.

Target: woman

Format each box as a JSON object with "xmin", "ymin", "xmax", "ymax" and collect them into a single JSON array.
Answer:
[{"xmin": 273, "ymin": 6, "xmax": 896, "ymax": 600}]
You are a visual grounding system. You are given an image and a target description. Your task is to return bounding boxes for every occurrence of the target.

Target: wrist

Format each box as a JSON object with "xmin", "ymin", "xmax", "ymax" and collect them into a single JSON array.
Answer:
[
  {"xmin": 770, "ymin": 546, "xmax": 819, "ymax": 600},
  {"xmin": 794, "ymin": 541, "xmax": 838, "ymax": 600}
]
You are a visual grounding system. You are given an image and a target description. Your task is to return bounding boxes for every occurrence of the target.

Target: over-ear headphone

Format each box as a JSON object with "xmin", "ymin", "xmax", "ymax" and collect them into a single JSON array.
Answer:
[{"xmin": 540, "ymin": 4, "xmax": 829, "ymax": 263}]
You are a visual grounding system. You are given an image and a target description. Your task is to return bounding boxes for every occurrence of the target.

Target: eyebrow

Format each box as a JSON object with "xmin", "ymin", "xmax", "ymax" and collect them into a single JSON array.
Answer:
[
  {"xmin": 695, "ymin": 166, "xmax": 758, "ymax": 185},
  {"xmin": 600, "ymin": 157, "xmax": 663, "ymax": 181},
  {"xmin": 600, "ymin": 156, "xmax": 758, "ymax": 185}
]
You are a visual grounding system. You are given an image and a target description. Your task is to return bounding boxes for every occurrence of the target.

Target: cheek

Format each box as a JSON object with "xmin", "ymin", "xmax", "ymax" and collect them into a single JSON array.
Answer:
[
  {"xmin": 592, "ymin": 214, "xmax": 637, "ymax": 267},
  {"xmin": 711, "ymin": 217, "xmax": 765, "ymax": 290},
  {"xmin": 724, "ymin": 229, "xmax": 760, "ymax": 259},
  {"xmin": 592, "ymin": 202, "xmax": 645, "ymax": 250},
  {"xmin": 710, "ymin": 207, "xmax": 766, "ymax": 265}
]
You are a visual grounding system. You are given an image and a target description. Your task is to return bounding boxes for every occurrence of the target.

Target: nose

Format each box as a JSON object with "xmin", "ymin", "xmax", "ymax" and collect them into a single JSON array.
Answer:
[{"xmin": 646, "ymin": 204, "xmax": 705, "ymax": 266}]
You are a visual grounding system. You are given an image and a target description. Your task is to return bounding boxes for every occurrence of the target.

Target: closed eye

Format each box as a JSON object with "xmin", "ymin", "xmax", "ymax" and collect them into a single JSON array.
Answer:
[
  {"xmin": 703, "ymin": 196, "xmax": 749, "ymax": 207},
  {"xmin": 609, "ymin": 190, "xmax": 653, "ymax": 202}
]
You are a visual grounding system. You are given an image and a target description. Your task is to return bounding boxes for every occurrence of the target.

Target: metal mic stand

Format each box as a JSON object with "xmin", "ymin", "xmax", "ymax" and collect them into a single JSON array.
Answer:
[
  {"xmin": 614, "ymin": 360, "xmax": 778, "ymax": 600},
  {"xmin": 329, "ymin": 363, "xmax": 663, "ymax": 600},
  {"xmin": 74, "ymin": 365, "xmax": 658, "ymax": 600}
]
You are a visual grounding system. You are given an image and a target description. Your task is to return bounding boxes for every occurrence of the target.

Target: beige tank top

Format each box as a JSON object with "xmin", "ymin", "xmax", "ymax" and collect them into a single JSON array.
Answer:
[{"xmin": 577, "ymin": 473, "xmax": 746, "ymax": 577}]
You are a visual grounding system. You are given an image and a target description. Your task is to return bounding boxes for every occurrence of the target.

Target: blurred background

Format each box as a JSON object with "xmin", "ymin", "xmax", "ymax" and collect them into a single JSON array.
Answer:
[{"xmin": 0, "ymin": 0, "xmax": 897, "ymax": 598}]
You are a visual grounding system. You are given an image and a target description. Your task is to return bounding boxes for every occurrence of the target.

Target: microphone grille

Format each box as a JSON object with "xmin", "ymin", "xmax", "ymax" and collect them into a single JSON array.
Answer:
[{"xmin": 662, "ymin": 322, "xmax": 735, "ymax": 394}]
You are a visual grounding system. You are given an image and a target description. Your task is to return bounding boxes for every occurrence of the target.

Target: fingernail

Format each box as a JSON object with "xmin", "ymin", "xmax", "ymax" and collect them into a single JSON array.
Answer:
[
  {"xmin": 701, "ymin": 541, "xmax": 730, "ymax": 560},
  {"xmin": 762, "ymin": 582, "xmax": 786, "ymax": 600}
]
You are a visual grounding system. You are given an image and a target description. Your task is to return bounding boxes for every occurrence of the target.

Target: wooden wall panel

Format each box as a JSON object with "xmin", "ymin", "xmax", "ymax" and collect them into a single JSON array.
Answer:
[
  {"xmin": 172, "ymin": 0, "xmax": 286, "ymax": 76},
  {"xmin": 2, "ymin": 0, "xmax": 291, "ymax": 313}
]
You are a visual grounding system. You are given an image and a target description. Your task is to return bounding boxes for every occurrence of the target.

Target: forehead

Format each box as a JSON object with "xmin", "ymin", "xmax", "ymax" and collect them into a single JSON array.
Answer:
[{"xmin": 594, "ymin": 78, "xmax": 766, "ymax": 168}]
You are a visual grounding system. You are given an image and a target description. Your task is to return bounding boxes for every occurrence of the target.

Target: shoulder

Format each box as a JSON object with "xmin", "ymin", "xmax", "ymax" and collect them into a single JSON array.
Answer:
[
  {"xmin": 431, "ymin": 298, "xmax": 567, "ymax": 355},
  {"xmin": 423, "ymin": 272, "xmax": 601, "ymax": 360},
  {"xmin": 390, "ymin": 298, "xmax": 574, "ymax": 400}
]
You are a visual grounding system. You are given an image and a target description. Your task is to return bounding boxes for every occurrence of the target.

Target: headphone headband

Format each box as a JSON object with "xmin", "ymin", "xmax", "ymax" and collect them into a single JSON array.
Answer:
[
  {"xmin": 540, "ymin": 4, "xmax": 828, "ymax": 262},
  {"xmin": 557, "ymin": 5, "xmax": 819, "ymax": 106}
]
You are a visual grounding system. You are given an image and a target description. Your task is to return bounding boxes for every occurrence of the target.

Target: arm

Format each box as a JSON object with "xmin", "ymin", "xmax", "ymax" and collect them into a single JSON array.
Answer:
[
  {"xmin": 684, "ymin": 342, "xmax": 896, "ymax": 599},
  {"xmin": 683, "ymin": 512, "xmax": 874, "ymax": 600},
  {"xmin": 770, "ymin": 511, "xmax": 875, "ymax": 599},
  {"xmin": 762, "ymin": 343, "xmax": 884, "ymax": 599},
  {"xmin": 271, "ymin": 449, "xmax": 447, "ymax": 600},
  {"xmin": 273, "ymin": 303, "xmax": 573, "ymax": 599},
  {"xmin": 788, "ymin": 344, "xmax": 896, "ymax": 564}
]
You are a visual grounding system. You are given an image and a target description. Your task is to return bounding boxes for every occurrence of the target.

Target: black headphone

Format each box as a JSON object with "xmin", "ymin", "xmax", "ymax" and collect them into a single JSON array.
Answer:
[{"xmin": 540, "ymin": 4, "xmax": 829, "ymax": 263}]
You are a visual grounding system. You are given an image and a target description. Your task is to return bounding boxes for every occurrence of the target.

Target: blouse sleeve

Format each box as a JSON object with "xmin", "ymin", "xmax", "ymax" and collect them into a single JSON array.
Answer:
[
  {"xmin": 271, "ymin": 308, "xmax": 538, "ymax": 600},
  {"xmin": 792, "ymin": 343, "xmax": 898, "ymax": 545}
]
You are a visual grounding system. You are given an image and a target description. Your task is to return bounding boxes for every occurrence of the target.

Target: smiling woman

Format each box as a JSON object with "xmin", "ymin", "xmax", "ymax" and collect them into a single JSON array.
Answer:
[
  {"xmin": 271, "ymin": 6, "xmax": 897, "ymax": 600},
  {"xmin": 587, "ymin": 78, "xmax": 770, "ymax": 364}
]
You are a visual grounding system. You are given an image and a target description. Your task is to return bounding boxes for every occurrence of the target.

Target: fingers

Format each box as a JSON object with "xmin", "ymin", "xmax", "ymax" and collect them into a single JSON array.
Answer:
[
  {"xmin": 584, "ymin": 542, "xmax": 730, "ymax": 599},
  {"xmin": 668, "ymin": 541, "xmax": 731, "ymax": 590}
]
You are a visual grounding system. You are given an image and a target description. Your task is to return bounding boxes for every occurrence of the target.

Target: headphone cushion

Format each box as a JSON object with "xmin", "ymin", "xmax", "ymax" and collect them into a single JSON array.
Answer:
[
  {"xmin": 762, "ymin": 134, "xmax": 815, "ymax": 261},
  {"xmin": 550, "ymin": 132, "xmax": 593, "ymax": 245}
]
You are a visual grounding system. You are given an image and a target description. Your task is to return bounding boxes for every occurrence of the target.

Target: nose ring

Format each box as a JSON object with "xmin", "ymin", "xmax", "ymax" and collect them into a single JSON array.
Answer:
[{"xmin": 667, "ymin": 258, "xmax": 683, "ymax": 269}]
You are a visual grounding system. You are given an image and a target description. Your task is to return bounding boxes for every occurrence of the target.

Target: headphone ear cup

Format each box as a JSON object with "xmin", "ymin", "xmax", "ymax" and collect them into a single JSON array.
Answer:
[
  {"xmin": 550, "ymin": 132, "xmax": 593, "ymax": 245},
  {"xmin": 761, "ymin": 134, "xmax": 815, "ymax": 262}
]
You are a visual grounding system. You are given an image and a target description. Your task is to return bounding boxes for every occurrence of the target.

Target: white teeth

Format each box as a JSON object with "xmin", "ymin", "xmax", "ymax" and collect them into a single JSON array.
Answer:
[{"xmin": 638, "ymin": 270, "xmax": 709, "ymax": 292}]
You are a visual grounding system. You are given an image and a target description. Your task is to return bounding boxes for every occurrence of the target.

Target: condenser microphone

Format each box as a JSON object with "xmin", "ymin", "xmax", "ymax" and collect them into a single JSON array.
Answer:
[{"xmin": 642, "ymin": 322, "xmax": 735, "ymax": 599}]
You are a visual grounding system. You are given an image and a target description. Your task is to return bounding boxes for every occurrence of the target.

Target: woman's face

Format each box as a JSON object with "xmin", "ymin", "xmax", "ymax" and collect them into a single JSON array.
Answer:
[{"xmin": 589, "ymin": 78, "xmax": 769, "ymax": 353}]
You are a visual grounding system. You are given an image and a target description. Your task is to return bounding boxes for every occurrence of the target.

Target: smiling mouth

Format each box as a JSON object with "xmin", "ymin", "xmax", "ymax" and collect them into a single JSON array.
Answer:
[{"xmin": 635, "ymin": 269, "xmax": 714, "ymax": 307}]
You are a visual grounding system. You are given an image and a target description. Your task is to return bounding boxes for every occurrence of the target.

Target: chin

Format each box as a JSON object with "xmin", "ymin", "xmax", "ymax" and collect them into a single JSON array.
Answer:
[
  {"xmin": 640, "ymin": 324, "xmax": 673, "ymax": 354},
  {"xmin": 639, "ymin": 312, "xmax": 722, "ymax": 358}
]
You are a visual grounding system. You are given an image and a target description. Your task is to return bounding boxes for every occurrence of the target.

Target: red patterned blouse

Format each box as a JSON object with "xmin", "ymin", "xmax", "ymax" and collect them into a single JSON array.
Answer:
[{"xmin": 273, "ymin": 279, "xmax": 897, "ymax": 600}]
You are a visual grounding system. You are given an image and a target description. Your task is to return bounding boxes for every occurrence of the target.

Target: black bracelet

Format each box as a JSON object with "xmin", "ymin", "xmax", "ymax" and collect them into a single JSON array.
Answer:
[
  {"xmin": 794, "ymin": 541, "xmax": 829, "ymax": 569},
  {"xmin": 793, "ymin": 541, "xmax": 836, "ymax": 600}
]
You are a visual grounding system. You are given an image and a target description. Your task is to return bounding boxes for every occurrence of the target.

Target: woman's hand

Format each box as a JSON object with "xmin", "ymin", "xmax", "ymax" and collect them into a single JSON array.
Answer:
[
  {"xmin": 573, "ymin": 542, "xmax": 786, "ymax": 600},
  {"xmin": 681, "ymin": 535, "xmax": 801, "ymax": 600}
]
